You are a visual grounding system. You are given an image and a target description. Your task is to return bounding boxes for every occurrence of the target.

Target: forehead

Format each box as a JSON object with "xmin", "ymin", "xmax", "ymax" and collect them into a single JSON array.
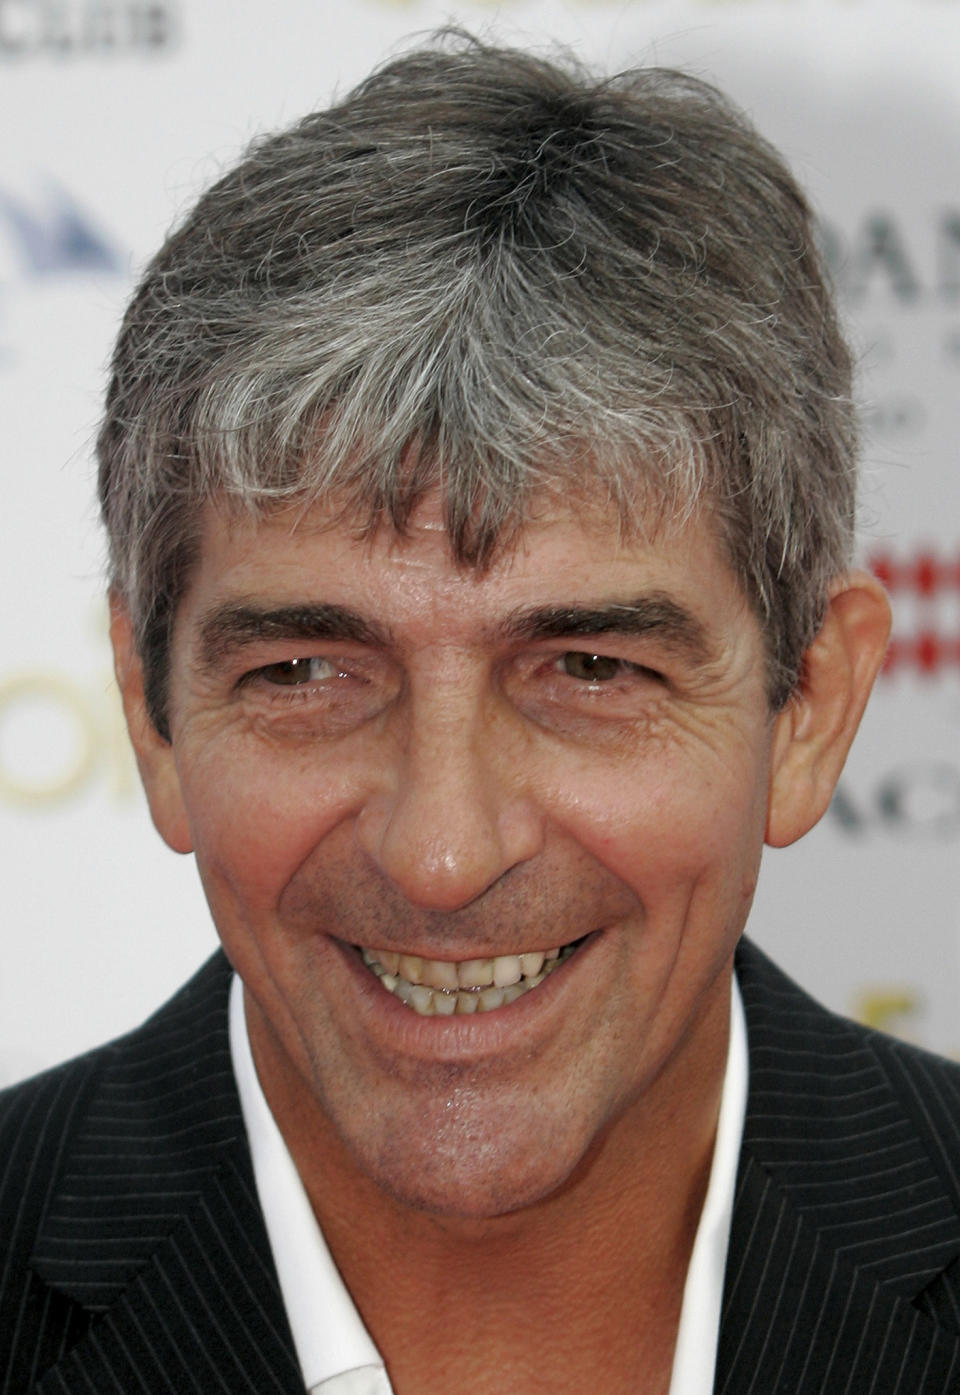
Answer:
[{"xmin": 176, "ymin": 491, "xmax": 757, "ymax": 656}]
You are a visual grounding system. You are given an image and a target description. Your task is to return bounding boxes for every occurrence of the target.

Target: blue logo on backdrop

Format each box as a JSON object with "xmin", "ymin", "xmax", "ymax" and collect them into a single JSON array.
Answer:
[
  {"xmin": 0, "ymin": 181, "xmax": 124, "ymax": 366},
  {"xmin": 0, "ymin": 183, "xmax": 122, "ymax": 276}
]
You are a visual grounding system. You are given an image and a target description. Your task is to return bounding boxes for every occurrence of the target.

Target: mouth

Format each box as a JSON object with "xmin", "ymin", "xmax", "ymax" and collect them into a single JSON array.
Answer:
[{"xmin": 359, "ymin": 939, "xmax": 585, "ymax": 1016}]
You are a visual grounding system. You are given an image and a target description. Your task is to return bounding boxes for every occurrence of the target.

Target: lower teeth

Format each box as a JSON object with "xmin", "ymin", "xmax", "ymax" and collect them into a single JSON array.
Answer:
[{"xmin": 362, "ymin": 943, "xmax": 578, "ymax": 1016}]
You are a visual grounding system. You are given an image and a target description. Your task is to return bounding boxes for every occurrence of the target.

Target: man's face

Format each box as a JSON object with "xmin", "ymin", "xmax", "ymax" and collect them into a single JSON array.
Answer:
[{"xmin": 133, "ymin": 493, "xmax": 784, "ymax": 1219}]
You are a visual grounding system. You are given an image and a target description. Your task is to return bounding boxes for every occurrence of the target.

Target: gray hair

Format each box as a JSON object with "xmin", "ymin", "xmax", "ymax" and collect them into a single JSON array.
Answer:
[{"xmin": 98, "ymin": 33, "xmax": 856, "ymax": 738}]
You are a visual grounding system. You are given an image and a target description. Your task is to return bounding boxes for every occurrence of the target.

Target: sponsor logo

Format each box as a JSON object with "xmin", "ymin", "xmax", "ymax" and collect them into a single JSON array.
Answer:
[
  {"xmin": 822, "ymin": 209, "xmax": 960, "ymax": 305},
  {"xmin": 0, "ymin": 618, "xmax": 136, "ymax": 808},
  {"xmin": 851, "ymin": 988, "xmax": 960, "ymax": 1060},
  {"xmin": 854, "ymin": 987, "xmax": 924, "ymax": 1044},
  {"xmin": 0, "ymin": 180, "xmax": 124, "ymax": 365},
  {"xmin": 868, "ymin": 548, "xmax": 960, "ymax": 679},
  {"xmin": 821, "ymin": 210, "xmax": 960, "ymax": 397},
  {"xmin": 831, "ymin": 554, "xmax": 959, "ymax": 839},
  {"xmin": 0, "ymin": 0, "xmax": 177, "ymax": 57},
  {"xmin": 0, "ymin": 181, "xmax": 122, "ymax": 276},
  {"xmin": 0, "ymin": 670, "xmax": 136, "ymax": 806},
  {"xmin": 830, "ymin": 762, "xmax": 960, "ymax": 839}
]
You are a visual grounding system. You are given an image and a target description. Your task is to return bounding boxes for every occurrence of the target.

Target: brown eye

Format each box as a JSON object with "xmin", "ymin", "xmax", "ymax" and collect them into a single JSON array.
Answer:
[
  {"xmin": 258, "ymin": 657, "xmax": 340, "ymax": 685},
  {"xmin": 558, "ymin": 652, "xmax": 622, "ymax": 682}
]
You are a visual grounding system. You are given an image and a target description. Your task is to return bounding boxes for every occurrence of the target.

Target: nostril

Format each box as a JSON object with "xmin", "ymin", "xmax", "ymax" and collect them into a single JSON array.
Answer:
[{"xmin": 355, "ymin": 782, "xmax": 541, "ymax": 912}]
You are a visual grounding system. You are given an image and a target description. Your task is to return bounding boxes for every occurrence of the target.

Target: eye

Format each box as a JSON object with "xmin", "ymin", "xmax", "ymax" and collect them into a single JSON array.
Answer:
[
  {"xmin": 255, "ymin": 657, "xmax": 345, "ymax": 686},
  {"xmin": 556, "ymin": 652, "xmax": 636, "ymax": 682}
]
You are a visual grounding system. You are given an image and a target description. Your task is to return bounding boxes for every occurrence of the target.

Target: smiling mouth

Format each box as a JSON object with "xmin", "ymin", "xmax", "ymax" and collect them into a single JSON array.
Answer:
[{"xmin": 359, "ymin": 940, "xmax": 584, "ymax": 1016}]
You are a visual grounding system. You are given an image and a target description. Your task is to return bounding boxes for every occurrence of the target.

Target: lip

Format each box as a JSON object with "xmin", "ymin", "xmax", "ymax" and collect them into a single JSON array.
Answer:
[
  {"xmin": 328, "ymin": 929, "xmax": 604, "ymax": 1064},
  {"xmin": 354, "ymin": 941, "xmax": 573, "ymax": 962}
]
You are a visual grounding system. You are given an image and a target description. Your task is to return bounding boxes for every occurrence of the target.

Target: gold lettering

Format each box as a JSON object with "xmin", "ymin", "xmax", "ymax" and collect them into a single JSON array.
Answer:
[
  {"xmin": 0, "ymin": 664, "xmax": 137, "ymax": 806},
  {"xmin": 854, "ymin": 988, "xmax": 922, "ymax": 1043},
  {"xmin": 0, "ymin": 673, "xmax": 98, "ymax": 804}
]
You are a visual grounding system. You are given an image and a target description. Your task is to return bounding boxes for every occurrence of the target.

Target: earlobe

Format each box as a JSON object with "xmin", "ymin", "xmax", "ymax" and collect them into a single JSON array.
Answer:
[
  {"xmin": 766, "ymin": 571, "xmax": 891, "ymax": 848},
  {"xmin": 109, "ymin": 595, "xmax": 194, "ymax": 855}
]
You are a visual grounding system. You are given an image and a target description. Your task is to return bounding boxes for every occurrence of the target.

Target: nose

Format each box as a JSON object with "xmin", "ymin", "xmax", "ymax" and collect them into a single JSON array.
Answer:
[{"xmin": 356, "ymin": 689, "xmax": 544, "ymax": 911}]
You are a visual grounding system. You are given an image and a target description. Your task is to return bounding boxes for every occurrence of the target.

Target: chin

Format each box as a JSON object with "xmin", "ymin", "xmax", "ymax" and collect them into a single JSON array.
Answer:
[{"xmin": 342, "ymin": 1086, "xmax": 598, "ymax": 1221}]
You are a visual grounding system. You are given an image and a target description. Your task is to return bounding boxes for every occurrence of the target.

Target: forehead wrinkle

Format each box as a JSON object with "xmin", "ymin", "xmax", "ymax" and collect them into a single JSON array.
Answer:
[
  {"xmin": 195, "ymin": 601, "xmax": 392, "ymax": 672},
  {"xmin": 501, "ymin": 596, "xmax": 714, "ymax": 663}
]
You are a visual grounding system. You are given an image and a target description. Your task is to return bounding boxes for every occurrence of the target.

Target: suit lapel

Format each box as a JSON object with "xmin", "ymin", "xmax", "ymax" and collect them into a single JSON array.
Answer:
[
  {"xmin": 28, "ymin": 953, "xmax": 304, "ymax": 1394},
  {"xmin": 33, "ymin": 1156, "xmax": 304, "ymax": 1394},
  {"xmin": 716, "ymin": 939, "xmax": 960, "ymax": 1393}
]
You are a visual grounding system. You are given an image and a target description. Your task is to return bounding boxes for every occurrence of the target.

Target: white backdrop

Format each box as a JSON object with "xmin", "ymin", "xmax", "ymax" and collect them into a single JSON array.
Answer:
[{"xmin": 1, "ymin": 0, "xmax": 958, "ymax": 1084}]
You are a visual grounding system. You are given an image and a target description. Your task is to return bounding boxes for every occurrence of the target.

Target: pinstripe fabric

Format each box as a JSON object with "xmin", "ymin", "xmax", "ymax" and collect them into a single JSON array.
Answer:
[
  {"xmin": 0, "ymin": 954, "xmax": 303, "ymax": 1395},
  {"xmin": 717, "ymin": 940, "xmax": 960, "ymax": 1393},
  {"xmin": 3, "ymin": 940, "xmax": 960, "ymax": 1391}
]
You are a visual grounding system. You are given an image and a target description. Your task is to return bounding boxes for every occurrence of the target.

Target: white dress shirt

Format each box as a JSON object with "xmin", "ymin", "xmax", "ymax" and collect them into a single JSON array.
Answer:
[{"xmin": 229, "ymin": 972, "xmax": 748, "ymax": 1395}]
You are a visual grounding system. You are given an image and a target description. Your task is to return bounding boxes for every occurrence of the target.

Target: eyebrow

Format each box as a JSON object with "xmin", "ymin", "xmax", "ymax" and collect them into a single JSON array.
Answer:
[
  {"xmin": 196, "ymin": 602, "xmax": 390, "ymax": 670},
  {"xmin": 195, "ymin": 593, "xmax": 713, "ymax": 669},
  {"xmin": 501, "ymin": 596, "xmax": 713, "ymax": 662}
]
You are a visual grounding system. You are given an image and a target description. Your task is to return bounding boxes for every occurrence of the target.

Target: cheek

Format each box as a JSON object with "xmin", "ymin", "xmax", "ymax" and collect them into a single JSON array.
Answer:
[
  {"xmin": 547, "ymin": 740, "xmax": 769, "ymax": 898},
  {"xmin": 175, "ymin": 737, "xmax": 368, "ymax": 909}
]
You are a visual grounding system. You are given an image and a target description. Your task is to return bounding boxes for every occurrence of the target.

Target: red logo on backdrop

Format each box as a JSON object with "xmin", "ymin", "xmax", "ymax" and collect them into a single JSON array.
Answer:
[{"xmin": 868, "ymin": 549, "xmax": 960, "ymax": 677}]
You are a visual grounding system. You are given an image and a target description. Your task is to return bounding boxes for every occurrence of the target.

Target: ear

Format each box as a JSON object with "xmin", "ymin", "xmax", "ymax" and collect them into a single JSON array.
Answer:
[
  {"xmin": 766, "ymin": 570, "xmax": 891, "ymax": 848},
  {"xmin": 109, "ymin": 594, "xmax": 193, "ymax": 854}
]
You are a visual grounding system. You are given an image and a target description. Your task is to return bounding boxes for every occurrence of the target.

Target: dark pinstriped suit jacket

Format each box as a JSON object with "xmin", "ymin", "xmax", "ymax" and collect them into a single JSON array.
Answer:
[{"xmin": 4, "ymin": 939, "xmax": 960, "ymax": 1393}]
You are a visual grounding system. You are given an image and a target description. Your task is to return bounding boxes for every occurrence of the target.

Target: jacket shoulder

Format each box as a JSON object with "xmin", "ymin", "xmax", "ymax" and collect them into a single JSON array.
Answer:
[
  {"xmin": 0, "ymin": 951, "xmax": 231, "ymax": 1255},
  {"xmin": 0, "ymin": 949, "xmax": 233, "ymax": 1118},
  {"xmin": 737, "ymin": 934, "xmax": 960, "ymax": 1079},
  {"xmin": 737, "ymin": 935, "xmax": 960, "ymax": 1206},
  {"xmin": 0, "ymin": 952, "xmax": 277, "ymax": 1391}
]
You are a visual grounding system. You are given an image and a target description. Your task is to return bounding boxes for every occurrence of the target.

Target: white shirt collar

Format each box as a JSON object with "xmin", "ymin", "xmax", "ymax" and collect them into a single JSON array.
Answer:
[
  {"xmin": 230, "ymin": 971, "xmax": 748, "ymax": 1395},
  {"xmin": 668, "ymin": 972, "xmax": 748, "ymax": 1395},
  {"xmin": 229, "ymin": 976, "xmax": 384, "ymax": 1392}
]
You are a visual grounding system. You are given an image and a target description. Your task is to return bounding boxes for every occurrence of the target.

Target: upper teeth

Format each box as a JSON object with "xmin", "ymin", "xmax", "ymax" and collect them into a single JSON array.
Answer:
[{"xmin": 360, "ymin": 945, "xmax": 572, "ymax": 1015}]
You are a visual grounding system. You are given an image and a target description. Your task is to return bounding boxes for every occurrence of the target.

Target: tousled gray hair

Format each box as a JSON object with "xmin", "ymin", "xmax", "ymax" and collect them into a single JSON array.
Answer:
[{"xmin": 98, "ymin": 33, "xmax": 856, "ymax": 737}]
